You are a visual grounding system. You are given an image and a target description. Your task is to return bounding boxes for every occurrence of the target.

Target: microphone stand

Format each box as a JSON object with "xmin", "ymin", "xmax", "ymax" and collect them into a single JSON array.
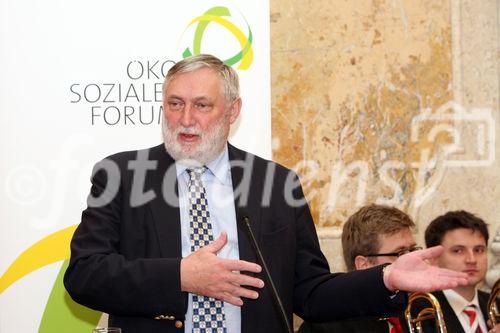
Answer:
[{"xmin": 240, "ymin": 215, "xmax": 293, "ymax": 333}]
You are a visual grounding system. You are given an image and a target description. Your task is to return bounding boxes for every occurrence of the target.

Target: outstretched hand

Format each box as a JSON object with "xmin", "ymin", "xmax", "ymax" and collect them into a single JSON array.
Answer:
[
  {"xmin": 180, "ymin": 232, "xmax": 264, "ymax": 306},
  {"xmin": 383, "ymin": 245, "xmax": 469, "ymax": 292}
]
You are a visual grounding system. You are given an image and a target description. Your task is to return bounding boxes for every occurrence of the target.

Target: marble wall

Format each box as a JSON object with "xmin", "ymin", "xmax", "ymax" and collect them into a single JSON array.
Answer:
[{"xmin": 270, "ymin": 0, "xmax": 500, "ymax": 278}]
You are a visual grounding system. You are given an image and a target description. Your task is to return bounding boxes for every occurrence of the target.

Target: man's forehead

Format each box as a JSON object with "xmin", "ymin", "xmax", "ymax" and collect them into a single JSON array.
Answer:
[
  {"xmin": 442, "ymin": 228, "xmax": 487, "ymax": 245},
  {"xmin": 165, "ymin": 69, "xmax": 222, "ymax": 94},
  {"xmin": 377, "ymin": 228, "xmax": 415, "ymax": 248}
]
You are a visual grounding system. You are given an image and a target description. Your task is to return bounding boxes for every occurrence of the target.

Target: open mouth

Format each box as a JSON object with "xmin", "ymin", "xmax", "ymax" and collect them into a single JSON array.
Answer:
[{"xmin": 179, "ymin": 133, "xmax": 200, "ymax": 143}]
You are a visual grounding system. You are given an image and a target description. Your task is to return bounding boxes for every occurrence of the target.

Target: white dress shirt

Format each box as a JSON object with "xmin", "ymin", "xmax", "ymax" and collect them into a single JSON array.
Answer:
[{"xmin": 443, "ymin": 288, "xmax": 488, "ymax": 333}]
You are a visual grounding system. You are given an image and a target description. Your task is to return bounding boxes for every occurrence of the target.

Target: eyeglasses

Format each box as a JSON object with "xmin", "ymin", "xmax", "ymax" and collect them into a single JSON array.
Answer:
[{"xmin": 364, "ymin": 246, "xmax": 423, "ymax": 258}]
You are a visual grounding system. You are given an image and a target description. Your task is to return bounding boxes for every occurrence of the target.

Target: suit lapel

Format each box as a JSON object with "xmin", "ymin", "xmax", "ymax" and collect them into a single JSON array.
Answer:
[
  {"xmin": 228, "ymin": 144, "xmax": 262, "ymax": 333},
  {"xmin": 397, "ymin": 313, "xmax": 410, "ymax": 333},
  {"xmin": 228, "ymin": 144, "xmax": 261, "ymax": 264},
  {"xmin": 147, "ymin": 144, "xmax": 182, "ymax": 258},
  {"xmin": 435, "ymin": 291, "xmax": 466, "ymax": 333},
  {"xmin": 478, "ymin": 290, "xmax": 489, "ymax": 323}
]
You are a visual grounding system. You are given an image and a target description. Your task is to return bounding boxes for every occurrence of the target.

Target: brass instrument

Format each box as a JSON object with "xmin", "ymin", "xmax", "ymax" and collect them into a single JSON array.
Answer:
[
  {"xmin": 488, "ymin": 278, "xmax": 500, "ymax": 326},
  {"xmin": 405, "ymin": 292, "xmax": 447, "ymax": 333}
]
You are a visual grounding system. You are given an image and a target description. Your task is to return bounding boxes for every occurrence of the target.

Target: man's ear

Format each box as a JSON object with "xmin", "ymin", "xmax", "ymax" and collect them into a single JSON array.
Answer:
[
  {"xmin": 354, "ymin": 255, "xmax": 371, "ymax": 270},
  {"xmin": 228, "ymin": 97, "xmax": 241, "ymax": 124}
]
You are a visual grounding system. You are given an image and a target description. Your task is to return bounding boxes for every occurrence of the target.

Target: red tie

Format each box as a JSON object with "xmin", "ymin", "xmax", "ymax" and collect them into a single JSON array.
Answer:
[
  {"xmin": 387, "ymin": 317, "xmax": 403, "ymax": 333},
  {"xmin": 463, "ymin": 306, "xmax": 483, "ymax": 333}
]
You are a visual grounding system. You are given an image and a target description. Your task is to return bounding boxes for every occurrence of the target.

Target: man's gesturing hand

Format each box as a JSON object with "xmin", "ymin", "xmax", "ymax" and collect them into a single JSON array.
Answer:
[
  {"xmin": 383, "ymin": 245, "xmax": 469, "ymax": 292},
  {"xmin": 180, "ymin": 232, "xmax": 264, "ymax": 306}
]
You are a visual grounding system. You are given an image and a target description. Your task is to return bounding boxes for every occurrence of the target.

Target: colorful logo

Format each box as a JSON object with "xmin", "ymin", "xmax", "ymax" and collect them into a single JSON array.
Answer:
[{"xmin": 182, "ymin": 6, "xmax": 254, "ymax": 70}]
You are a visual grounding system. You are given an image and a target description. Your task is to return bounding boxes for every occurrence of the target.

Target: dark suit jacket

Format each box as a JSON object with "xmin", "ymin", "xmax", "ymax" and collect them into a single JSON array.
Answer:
[
  {"xmin": 415, "ymin": 290, "xmax": 489, "ymax": 333},
  {"xmin": 298, "ymin": 313, "xmax": 409, "ymax": 333},
  {"xmin": 64, "ymin": 144, "xmax": 405, "ymax": 333}
]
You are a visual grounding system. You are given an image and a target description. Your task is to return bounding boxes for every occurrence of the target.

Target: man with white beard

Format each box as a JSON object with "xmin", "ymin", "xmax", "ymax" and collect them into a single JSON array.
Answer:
[{"xmin": 64, "ymin": 54, "xmax": 469, "ymax": 333}]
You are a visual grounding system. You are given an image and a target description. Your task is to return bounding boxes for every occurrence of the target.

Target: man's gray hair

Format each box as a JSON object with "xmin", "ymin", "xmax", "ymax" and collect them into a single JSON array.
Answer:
[{"xmin": 163, "ymin": 54, "xmax": 240, "ymax": 104}]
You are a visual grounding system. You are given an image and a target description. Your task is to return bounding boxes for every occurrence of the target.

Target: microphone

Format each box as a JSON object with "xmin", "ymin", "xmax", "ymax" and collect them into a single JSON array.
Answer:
[{"xmin": 239, "ymin": 213, "xmax": 293, "ymax": 333}]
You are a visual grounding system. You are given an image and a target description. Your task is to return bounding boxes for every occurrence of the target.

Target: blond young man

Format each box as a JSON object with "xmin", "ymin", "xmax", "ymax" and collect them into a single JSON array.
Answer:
[{"xmin": 300, "ymin": 204, "xmax": 420, "ymax": 333}]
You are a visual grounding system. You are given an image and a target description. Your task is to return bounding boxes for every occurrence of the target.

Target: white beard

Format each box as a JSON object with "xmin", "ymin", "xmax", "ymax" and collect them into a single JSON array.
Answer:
[{"xmin": 162, "ymin": 115, "xmax": 230, "ymax": 166}]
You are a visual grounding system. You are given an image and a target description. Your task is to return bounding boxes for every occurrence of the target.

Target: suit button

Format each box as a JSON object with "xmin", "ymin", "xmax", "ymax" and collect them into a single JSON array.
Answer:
[{"xmin": 175, "ymin": 320, "xmax": 183, "ymax": 329}]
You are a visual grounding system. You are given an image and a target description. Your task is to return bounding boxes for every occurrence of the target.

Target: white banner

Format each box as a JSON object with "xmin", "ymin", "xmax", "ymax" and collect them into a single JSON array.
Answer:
[{"xmin": 0, "ymin": 0, "xmax": 270, "ymax": 331}]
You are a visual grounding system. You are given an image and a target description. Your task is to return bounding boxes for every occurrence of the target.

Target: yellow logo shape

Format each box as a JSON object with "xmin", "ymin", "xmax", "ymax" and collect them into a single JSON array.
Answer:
[
  {"xmin": 183, "ymin": 6, "xmax": 253, "ymax": 70},
  {"xmin": 0, "ymin": 225, "xmax": 77, "ymax": 293}
]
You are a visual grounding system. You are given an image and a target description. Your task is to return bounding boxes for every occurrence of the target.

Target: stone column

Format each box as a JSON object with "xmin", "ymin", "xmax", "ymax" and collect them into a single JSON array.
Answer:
[{"xmin": 448, "ymin": 0, "xmax": 500, "ymax": 289}]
